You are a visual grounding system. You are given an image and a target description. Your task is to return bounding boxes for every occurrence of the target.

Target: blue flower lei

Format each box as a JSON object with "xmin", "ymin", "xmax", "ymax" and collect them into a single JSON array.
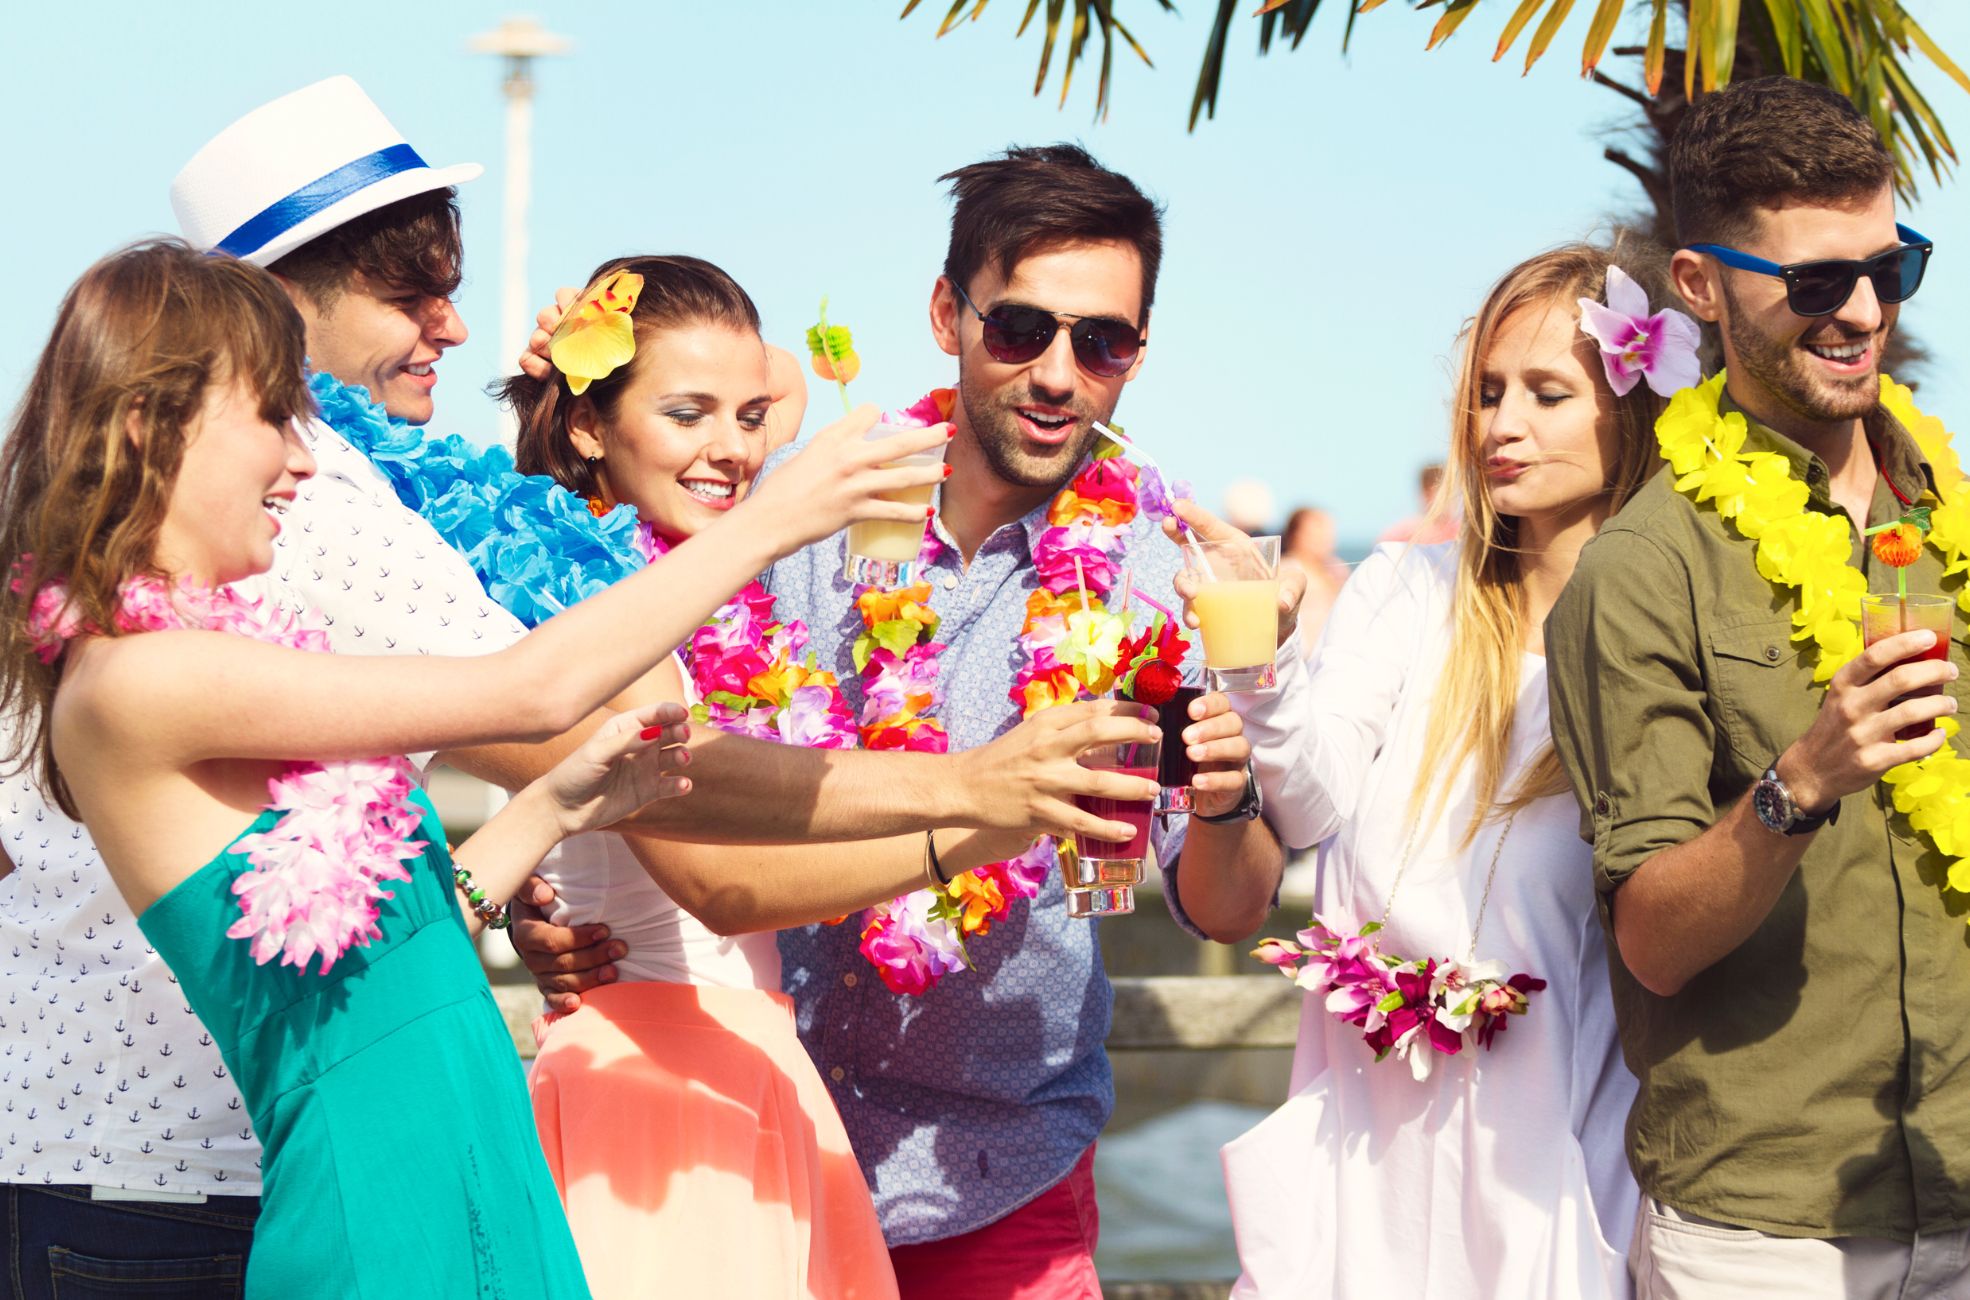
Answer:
[{"xmin": 310, "ymin": 372, "xmax": 649, "ymax": 627}]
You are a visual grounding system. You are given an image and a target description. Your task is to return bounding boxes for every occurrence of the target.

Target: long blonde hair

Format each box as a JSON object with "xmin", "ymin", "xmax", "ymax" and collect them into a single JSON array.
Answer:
[{"xmin": 1408, "ymin": 238, "xmax": 1677, "ymax": 845}]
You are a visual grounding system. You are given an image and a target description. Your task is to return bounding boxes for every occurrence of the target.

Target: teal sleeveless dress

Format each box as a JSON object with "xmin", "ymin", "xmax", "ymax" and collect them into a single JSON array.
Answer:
[{"xmin": 139, "ymin": 789, "xmax": 591, "ymax": 1300}]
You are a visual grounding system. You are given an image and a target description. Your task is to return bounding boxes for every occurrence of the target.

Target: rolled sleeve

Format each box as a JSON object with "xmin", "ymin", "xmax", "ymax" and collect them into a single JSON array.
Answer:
[{"xmin": 1546, "ymin": 526, "xmax": 1717, "ymax": 918}]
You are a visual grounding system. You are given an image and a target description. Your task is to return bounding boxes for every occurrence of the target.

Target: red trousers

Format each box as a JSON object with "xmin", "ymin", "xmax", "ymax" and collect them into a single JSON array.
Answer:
[{"xmin": 889, "ymin": 1145, "xmax": 1101, "ymax": 1300}]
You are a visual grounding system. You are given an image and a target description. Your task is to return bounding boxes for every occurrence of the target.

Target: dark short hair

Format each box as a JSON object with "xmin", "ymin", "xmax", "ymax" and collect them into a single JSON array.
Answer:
[
  {"xmin": 502, "ymin": 254, "xmax": 761, "ymax": 500},
  {"xmin": 1669, "ymin": 77, "xmax": 1894, "ymax": 247},
  {"xmin": 940, "ymin": 144, "xmax": 1165, "ymax": 321},
  {"xmin": 267, "ymin": 187, "xmax": 463, "ymax": 306}
]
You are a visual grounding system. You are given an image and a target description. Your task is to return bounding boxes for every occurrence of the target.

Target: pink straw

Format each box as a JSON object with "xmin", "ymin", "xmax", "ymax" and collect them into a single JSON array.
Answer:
[{"xmin": 1128, "ymin": 586, "xmax": 1176, "ymax": 622}]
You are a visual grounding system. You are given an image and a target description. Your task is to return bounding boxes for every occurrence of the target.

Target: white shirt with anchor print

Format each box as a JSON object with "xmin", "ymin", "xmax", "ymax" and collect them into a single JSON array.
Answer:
[{"xmin": 0, "ymin": 414, "xmax": 527, "ymax": 1194}]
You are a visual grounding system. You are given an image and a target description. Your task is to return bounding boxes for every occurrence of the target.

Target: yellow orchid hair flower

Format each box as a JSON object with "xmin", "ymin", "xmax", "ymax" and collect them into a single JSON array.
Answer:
[{"xmin": 549, "ymin": 270, "xmax": 644, "ymax": 395}]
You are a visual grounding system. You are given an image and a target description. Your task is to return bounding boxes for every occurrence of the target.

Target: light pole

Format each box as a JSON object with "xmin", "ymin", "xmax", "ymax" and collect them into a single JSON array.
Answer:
[{"xmin": 469, "ymin": 16, "xmax": 571, "ymax": 442}]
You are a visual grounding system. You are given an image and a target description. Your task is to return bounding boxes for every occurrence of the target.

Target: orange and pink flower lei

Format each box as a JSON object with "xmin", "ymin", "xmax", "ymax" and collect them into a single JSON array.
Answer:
[
  {"xmin": 25, "ymin": 576, "xmax": 427, "ymax": 975},
  {"xmin": 669, "ymin": 388, "xmax": 1183, "ymax": 994}
]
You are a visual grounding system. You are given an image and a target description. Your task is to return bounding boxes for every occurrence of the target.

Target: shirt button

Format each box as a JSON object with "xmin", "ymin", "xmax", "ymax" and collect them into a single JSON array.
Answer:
[
  {"xmin": 1765, "ymin": 645, "xmax": 1781, "ymax": 662},
  {"xmin": 842, "ymin": 972, "xmax": 858, "ymax": 988},
  {"xmin": 942, "ymin": 575, "xmax": 959, "ymax": 591},
  {"xmin": 829, "ymin": 1066, "xmax": 845, "ymax": 1083},
  {"xmin": 1594, "ymin": 793, "xmax": 1611, "ymax": 817}
]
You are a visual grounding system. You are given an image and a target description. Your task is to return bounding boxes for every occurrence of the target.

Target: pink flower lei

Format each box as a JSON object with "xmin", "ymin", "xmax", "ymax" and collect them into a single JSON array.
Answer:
[
  {"xmin": 1254, "ymin": 916, "xmax": 1547, "ymax": 1080},
  {"xmin": 25, "ymin": 576, "xmax": 426, "ymax": 975},
  {"xmin": 669, "ymin": 387, "xmax": 1178, "ymax": 995}
]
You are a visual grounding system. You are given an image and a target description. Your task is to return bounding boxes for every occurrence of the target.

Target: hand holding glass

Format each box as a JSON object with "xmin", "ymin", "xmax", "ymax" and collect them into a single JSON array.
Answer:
[
  {"xmin": 843, "ymin": 422, "xmax": 946, "ymax": 587},
  {"xmin": 1066, "ymin": 738, "xmax": 1161, "ymax": 918},
  {"xmin": 1861, "ymin": 592, "xmax": 1953, "ymax": 741},
  {"xmin": 1185, "ymin": 535, "xmax": 1281, "ymax": 693}
]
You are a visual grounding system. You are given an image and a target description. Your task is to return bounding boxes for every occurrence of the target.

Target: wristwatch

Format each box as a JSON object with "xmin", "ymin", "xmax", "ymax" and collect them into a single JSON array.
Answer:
[
  {"xmin": 1196, "ymin": 764, "xmax": 1264, "ymax": 824},
  {"xmin": 1751, "ymin": 761, "xmax": 1840, "ymax": 836}
]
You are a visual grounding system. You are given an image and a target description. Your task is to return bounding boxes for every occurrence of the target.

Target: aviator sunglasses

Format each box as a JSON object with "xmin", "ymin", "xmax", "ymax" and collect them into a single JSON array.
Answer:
[
  {"xmin": 1684, "ymin": 223, "xmax": 1934, "ymax": 317},
  {"xmin": 949, "ymin": 280, "xmax": 1146, "ymax": 378}
]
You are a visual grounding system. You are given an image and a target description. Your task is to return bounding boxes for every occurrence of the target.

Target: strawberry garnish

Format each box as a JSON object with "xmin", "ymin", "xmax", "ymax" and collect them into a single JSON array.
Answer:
[{"xmin": 1129, "ymin": 659, "xmax": 1182, "ymax": 707}]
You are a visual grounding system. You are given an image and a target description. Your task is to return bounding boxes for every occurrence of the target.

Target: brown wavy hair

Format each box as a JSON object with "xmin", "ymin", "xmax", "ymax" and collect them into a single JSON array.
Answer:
[
  {"xmin": 1409, "ymin": 237, "xmax": 1679, "ymax": 846},
  {"xmin": 500, "ymin": 255, "xmax": 761, "ymax": 500},
  {"xmin": 0, "ymin": 238, "xmax": 312, "ymax": 815}
]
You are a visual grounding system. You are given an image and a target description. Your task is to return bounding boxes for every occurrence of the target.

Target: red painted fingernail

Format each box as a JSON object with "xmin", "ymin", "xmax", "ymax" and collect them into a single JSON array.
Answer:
[
  {"xmin": 925, "ymin": 506, "xmax": 936, "ymax": 519},
  {"xmin": 943, "ymin": 464, "xmax": 953, "ymax": 478},
  {"xmin": 946, "ymin": 428, "xmax": 956, "ymax": 440},
  {"xmin": 640, "ymin": 726, "xmax": 663, "ymax": 740}
]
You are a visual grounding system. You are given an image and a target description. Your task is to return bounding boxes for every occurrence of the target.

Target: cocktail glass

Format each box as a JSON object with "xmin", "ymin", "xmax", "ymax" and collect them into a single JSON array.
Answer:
[
  {"xmin": 842, "ymin": 423, "xmax": 945, "ymax": 587},
  {"xmin": 1067, "ymin": 738, "xmax": 1161, "ymax": 918},
  {"xmin": 1154, "ymin": 684, "xmax": 1204, "ymax": 818},
  {"xmin": 1186, "ymin": 535, "xmax": 1281, "ymax": 693},
  {"xmin": 1861, "ymin": 592, "xmax": 1954, "ymax": 741}
]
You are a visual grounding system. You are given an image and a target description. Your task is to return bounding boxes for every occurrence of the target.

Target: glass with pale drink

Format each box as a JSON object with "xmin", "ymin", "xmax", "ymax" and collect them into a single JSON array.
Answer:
[
  {"xmin": 843, "ymin": 423, "xmax": 945, "ymax": 587},
  {"xmin": 1065, "ymin": 737, "xmax": 1161, "ymax": 918},
  {"xmin": 1185, "ymin": 534, "xmax": 1281, "ymax": 693}
]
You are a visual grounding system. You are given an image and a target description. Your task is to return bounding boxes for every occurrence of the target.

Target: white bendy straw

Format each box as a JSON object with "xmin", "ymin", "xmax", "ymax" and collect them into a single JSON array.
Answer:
[{"xmin": 1093, "ymin": 420, "xmax": 1217, "ymax": 582}]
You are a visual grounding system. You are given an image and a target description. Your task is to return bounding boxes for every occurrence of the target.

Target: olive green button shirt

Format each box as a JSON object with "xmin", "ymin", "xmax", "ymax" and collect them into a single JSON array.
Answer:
[{"xmin": 1547, "ymin": 396, "xmax": 1970, "ymax": 1241}]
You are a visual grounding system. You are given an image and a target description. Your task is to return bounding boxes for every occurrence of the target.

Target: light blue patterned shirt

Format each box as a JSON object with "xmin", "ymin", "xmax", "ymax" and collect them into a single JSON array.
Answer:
[{"xmin": 764, "ymin": 447, "xmax": 1195, "ymax": 1244}]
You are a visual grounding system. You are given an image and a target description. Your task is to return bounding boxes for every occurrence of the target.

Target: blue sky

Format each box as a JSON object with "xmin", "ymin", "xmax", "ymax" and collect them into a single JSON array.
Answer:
[{"xmin": 3, "ymin": 2, "xmax": 1967, "ymax": 546}]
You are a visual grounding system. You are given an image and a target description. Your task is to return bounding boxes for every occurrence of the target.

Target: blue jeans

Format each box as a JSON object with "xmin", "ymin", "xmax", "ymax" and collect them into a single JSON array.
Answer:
[{"xmin": 3, "ymin": 1185, "xmax": 258, "ymax": 1299}]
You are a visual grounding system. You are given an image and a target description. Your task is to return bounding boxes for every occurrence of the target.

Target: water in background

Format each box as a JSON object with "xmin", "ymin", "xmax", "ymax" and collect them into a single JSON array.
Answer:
[{"xmin": 1094, "ymin": 1100, "xmax": 1273, "ymax": 1282}]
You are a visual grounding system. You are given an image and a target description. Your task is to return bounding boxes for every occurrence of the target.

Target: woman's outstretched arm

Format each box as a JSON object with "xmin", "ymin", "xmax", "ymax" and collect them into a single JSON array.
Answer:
[{"xmin": 63, "ymin": 410, "xmax": 948, "ymax": 771}]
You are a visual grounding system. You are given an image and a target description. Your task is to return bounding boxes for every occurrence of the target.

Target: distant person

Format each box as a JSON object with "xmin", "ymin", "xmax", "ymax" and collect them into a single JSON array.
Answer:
[
  {"xmin": 1281, "ymin": 506, "xmax": 1349, "ymax": 648},
  {"xmin": 1378, "ymin": 462, "xmax": 1459, "ymax": 545},
  {"xmin": 1222, "ymin": 477, "xmax": 1278, "ymax": 536}
]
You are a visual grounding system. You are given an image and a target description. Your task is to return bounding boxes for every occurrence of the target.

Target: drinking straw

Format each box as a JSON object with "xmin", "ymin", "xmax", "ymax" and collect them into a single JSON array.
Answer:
[
  {"xmin": 1128, "ymin": 585, "xmax": 1177, "ymax": 622},
  {"xmin": 1863, "ymin": 516, "xmax": 1918, "ymax": 630},
  {"xmin": 1074, "ymin": 556, "xmax": 1092, "ymax": 615},
  {"xmin": 1093, "ymin": 419, "xmax": 1218, "ymax": 582}
]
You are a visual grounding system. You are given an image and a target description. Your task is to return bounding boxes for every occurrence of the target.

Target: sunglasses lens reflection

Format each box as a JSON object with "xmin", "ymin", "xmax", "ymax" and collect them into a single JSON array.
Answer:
[
  {"xmin": 1789, "ymin": 264, "xmax": 1855, "ymax": 316},
  {"xmin": 1072, "ymin": 320, "xmax": 1141, "ymax": 377},
  {"xmin": 981, "ymin": 307, "xmax": 1058, "ymax": 365},
  {"xmin": 1885, "ymin": 246, "xmax": 1929, "ymax": 303}
]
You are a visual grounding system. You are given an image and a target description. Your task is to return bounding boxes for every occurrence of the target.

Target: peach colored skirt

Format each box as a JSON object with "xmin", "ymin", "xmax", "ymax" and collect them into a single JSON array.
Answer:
[{"xmin": 529, "ymin": 981, "xmax": 898, "ymax": 1300}]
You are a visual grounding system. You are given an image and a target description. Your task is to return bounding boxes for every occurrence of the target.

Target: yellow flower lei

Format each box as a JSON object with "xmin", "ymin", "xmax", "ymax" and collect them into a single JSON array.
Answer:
[{"xmin": 1659, "ymin": 373, "xmax": 1970, "ymax": 903}]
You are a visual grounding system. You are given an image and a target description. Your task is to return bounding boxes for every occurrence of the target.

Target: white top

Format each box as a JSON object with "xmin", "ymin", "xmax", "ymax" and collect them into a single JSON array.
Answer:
[
  {"xmin": 1219, "ymin": 542, "xmax": 1637, "ymax": 1300},
  {"xmin": 534, "ymin": 660, "xmax": 780, "ymax": 991},
  {"xmin": 0, "ymin": 416, "xmax": 526, "ymax": 1194}
]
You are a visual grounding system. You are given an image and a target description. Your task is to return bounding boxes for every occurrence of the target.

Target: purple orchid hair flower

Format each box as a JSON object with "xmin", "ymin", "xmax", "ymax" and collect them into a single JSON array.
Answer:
[{"xmin": 1577, "ymin": 266, "xmax": 1703, "ymax": 399}]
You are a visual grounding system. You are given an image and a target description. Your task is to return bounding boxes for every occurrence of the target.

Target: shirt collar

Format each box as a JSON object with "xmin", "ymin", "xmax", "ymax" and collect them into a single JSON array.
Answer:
[
  {"xmin": 1722, "ymin": 387, "xmax": 1938, "ymax": 508},
  {"xmin": 922, "ymin": 487, "xmax": 1058, "ymax": 565}
]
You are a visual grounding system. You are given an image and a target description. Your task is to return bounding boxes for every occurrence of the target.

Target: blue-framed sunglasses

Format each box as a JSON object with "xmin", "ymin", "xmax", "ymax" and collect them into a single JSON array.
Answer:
[{"xmin": 1684, "ymin": 224, "xmax": 1933, "ymax": 317}]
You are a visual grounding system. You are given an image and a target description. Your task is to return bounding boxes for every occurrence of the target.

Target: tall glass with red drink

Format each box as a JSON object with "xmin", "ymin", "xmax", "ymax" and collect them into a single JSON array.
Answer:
[
  {"xmin": 1068, "ymin": 738, "xmax": 1161, "ymax": 918},
  {"xmin": 1860, "ymin": 592, "xmax": 1954, "ymax": 741}
]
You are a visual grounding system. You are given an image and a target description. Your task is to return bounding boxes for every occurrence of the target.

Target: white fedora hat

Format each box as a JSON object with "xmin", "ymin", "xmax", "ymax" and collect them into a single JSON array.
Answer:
[{"xmin": 172, "ymin": 75, "xmax": 482, "ymax": 268}]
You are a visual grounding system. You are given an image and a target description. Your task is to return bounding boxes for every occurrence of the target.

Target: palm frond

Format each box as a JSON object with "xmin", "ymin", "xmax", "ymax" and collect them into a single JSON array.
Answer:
[
  {"xmin": 900, "ymin": 0, "xmax": 1171, "ymax": 120},
  {"xmin": 904, "ymin": 0, "xmax": 1970, "ymax": 200}
]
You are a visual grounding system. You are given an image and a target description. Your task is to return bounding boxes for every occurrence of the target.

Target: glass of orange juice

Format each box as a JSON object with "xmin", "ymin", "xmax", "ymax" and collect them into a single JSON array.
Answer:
[
  {"xmin": 1186, "ymin": 534, "xmax": 1281, "ymax": 693},
  {"xmin": 843, "ymin": 424, "xmax": 945, "ymax": 587}
]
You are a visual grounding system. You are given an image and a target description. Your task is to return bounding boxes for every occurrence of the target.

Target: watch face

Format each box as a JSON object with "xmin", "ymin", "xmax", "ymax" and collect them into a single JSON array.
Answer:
[{"xmin": 1752, "ymin": 779, "xmax": 1788, "ymax": 832}]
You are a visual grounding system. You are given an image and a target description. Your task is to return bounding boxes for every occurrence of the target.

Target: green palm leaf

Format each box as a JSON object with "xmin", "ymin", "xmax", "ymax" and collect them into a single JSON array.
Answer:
[{"xmin": 905, "ymin": 0, "xmax": 1969, "ymax": 201}]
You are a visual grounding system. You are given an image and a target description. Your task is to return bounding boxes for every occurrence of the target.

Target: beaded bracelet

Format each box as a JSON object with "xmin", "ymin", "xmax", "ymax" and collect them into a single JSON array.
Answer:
[{"xmin": 453, "ymin": 863, "xmax": 510, "ymax": 930}]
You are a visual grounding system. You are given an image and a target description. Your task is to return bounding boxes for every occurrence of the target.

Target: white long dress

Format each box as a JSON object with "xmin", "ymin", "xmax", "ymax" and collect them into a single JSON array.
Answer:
[{"xmin": 1220, "ymin": 541, "xmax": 1636, "ymax": 1299}]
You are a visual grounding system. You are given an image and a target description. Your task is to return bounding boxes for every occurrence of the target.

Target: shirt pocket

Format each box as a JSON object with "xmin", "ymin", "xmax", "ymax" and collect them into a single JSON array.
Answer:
[{"xmin": 1708, "ymin": 619, "xmax": 1815, "ymax": 769}]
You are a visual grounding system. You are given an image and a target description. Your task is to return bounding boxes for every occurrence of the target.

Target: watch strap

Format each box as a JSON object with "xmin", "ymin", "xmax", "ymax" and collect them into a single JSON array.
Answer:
[{"xmin": 1196, "ymin": 765, "xmax": 1263, "ymax": 824}]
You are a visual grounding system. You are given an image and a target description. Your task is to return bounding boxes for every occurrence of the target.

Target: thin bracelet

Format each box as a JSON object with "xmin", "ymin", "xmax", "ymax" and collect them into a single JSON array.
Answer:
[
  {"xmin": 453, "ymin": 863, "xmax": 510, "ymax": 930},
  {"xmin": 924, "ymin": 829, "xmax": 950, "ymax": 889}
]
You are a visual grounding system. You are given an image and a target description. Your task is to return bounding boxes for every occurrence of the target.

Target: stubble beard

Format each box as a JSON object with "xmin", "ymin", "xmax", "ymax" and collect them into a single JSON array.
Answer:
[
  {"xmin": 955, "ymin": 367, "xmax": 1109, "ymax": 495},
  {"xmin": 1722, "ymin": 280, "xmax": 1886, "ymax": 428}
]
